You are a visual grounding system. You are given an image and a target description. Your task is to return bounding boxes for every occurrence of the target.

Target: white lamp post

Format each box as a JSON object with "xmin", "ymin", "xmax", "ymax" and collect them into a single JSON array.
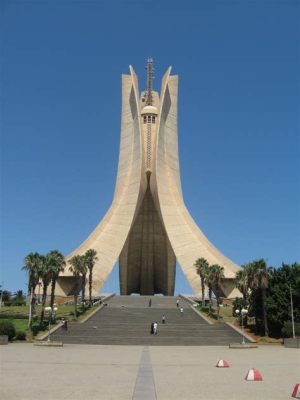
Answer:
[{"xmin": 235, "ymin": 308, "xmax": 248, "ymax": 345}]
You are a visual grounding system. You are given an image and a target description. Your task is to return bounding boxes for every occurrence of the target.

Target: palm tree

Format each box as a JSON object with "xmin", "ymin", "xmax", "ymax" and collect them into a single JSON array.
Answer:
[
  {"xmin": 194, "ymin": 258, "xmax": 209, "ymax": 307},
  {"xmin": 81, "ymin": 261, "xmax": 88, "ymax": 309},
  {"xmin": 22, "ymin": 252, "xmax": 43, "ymax": 330},
  {"xmin": 207, "ymin": 264, "xmax": 225, "ymax": 319},
  {"xmin": 69, "ymin": 255, "xmax": 85, "ymax": 318},
  {"xmin": 235, "ymin": 266, "xmax": 250, "ymax": 305},
  {"xmin": 14, "ymin": 290, "xmax": 25, "ymax": 300},
  {"xmin": 251, "ymin": 259, "xmax": 269, "ymax": 337},
  {"xmin": 84, "ymin": 249, "xmax": 98, "ymax": 306},
  {"xmin": 39, "ymin": 255, "xmax": 52, "ymax": 324},
  {"xmin": 204, "ymin": 266, "xmax": 214, "ymax": 314},
  {"xmin": 47, "ymin": 250, "xmax": 66, "ymax": 316}
]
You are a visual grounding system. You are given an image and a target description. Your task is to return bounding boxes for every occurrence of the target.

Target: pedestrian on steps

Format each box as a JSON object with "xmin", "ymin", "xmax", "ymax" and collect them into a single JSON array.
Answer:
[
  {"xmin": 176, "ymin": 299, "xmax": 179, "ymax": 308},
  {"xmin": 162, "ymin": 315, "xmax": 166, "ymax": 324},
  {"xmin": 150, "ymin": 322, "xmax": 154, "ymax": 334},
  {"xmin": 149, "ymin": 298, "xmax": 152, "ymax": 308},
  {"xmin": 153, "ymin": 321, "xmax": 158, "ymax": 335},
  {"xmin": 180, "ymin": 307, "xmax": 184, "ymax": 315}
]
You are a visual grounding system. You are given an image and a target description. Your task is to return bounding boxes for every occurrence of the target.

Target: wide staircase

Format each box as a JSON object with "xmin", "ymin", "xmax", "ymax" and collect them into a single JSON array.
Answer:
[{"xmin": 50, "ymin": 296, "xmax": 246, "ymax": 345}]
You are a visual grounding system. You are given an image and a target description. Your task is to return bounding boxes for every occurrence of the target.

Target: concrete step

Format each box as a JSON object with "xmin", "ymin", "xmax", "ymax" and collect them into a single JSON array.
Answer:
[{"xmin": 50, "ymin": 295, "xmax": 246, "ymax": 346}]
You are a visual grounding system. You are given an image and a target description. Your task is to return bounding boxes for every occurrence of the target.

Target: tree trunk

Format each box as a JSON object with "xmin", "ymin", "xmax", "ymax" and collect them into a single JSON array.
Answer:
[
  {"xmin": 28, "ymin": 287, "xmax": 33, "ymax": 330},
  {"xmin": 201, "ymin": 278, "xmax": 205, "ymax": 308},
  {"xmin": 74, "ymin": 293, "xmax": 78, "ymax": 318},
  {"xmin": 74, "ymin": 276, "xmax": 79, "ymax": 318},
  {"xmin": 89, "ymin": 267, "xmax": 93, "ymax": 307},
  {"xmin": 82, "ymin": 273, "xmax": 86, "ymax": 308},
  {"xmin": 50, "ymin": 278, "xmax": 56, "ymax": 323},
  {"xmin": 40, "ymin": 283, "xmax": 48, "ymax": 324},
  {"xmin": 50, "ymin": 278, "xmax": 56, "ymax": 310},
  {"xmin": 261, "ymin": 288, "xmax": 269, "ymax": 336},
  {"xmin": 208, "ymin": 287, "xmax": 212, "ymax": 314}
]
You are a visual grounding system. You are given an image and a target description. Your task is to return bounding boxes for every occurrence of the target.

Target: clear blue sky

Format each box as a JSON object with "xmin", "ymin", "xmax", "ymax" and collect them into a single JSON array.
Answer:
[{"xmin": 1, "ymin": 0, "xmax": 299, "ymax": 295}]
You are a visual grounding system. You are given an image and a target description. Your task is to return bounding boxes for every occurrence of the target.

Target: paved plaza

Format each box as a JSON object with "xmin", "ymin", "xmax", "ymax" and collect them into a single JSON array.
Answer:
[{"xmin": 1, "ymin": 343, "xmax": 299, "ymax": 399}]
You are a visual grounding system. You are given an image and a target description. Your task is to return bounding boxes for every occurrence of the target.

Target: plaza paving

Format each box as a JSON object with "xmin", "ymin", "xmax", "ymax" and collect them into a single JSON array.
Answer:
[{"xmin": 1, "ymin": 343, "xmax": 299, "ymax": 399}]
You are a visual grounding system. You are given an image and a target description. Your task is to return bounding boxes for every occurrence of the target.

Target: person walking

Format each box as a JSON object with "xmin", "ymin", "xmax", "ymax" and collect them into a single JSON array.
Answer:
[
  {"xmin": 149, "ymin": 298, "xmax": 152, "ymax": 308},
  {"xmin": 153, "ymin": 321, "xmax": 158, "ymax": 335},
  {"xmin": 176, "ymin": 299, "xmax": 179, "ymax": 308},
  {"xmin": 63, "ymin": 318, "xmax": 68, "ymax": 330},
  {"xmin": 150, "ymin": 322, "xmax": 154, "ymax": 334},
  {"xmin": 162, "ymin": 315, "xmax": 166, "ymax": 324},
  {"xmin": 180, "ymin": 307, "xmax": 184, "ymax": 315}
]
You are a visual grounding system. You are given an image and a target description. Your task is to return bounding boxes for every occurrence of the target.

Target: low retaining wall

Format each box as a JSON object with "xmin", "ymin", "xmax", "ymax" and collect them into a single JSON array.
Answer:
[
  {"xmin": 284, "ymin": 338, "xmax": 300, "ymax": 348},
  {"xmin": 0, "ymin": 335, "xmax": 8, "ymax": 345},
  {"xmin": 80, "ymin": 293, "xmax": 115, "ymax": 323},
  {"xmin": 226, "ymin": 322, "xmax": 257, "ymax": 343}
]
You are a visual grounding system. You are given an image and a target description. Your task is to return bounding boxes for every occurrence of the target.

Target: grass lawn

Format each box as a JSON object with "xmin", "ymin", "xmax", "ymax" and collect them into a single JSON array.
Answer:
[
  {"xmin": 0, "ymin": 304, "xmax": 97, "ymax": 320},
  {"xmin": 195, "ymin": 304, "xmax": 284, "ymax": 344},
  {"xmin": 196, "ymin": 304, "xmax": 236, "ymax": 323},
  {"xmin": 0, "ymin": 305, "xmax": 29, "ymax": 318},
  {"xmin": 0, "ymin": 318, "xmax": 28, "ymax": 331},
  {"xmin": 0, "ymin": 303, "xmax": 99, "ymax": 338}
]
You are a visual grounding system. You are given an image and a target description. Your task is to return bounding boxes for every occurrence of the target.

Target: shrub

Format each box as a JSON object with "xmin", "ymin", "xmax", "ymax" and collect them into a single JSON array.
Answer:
[
  {"xmin": 15, "ymin": 331, "xmax": 26, "ymax": 340},
  {"xmin": 12, "ymin": 299, "xmax": 26, "ymax": 306},
  {"xmin": 199, "ymin": 306, "xmax": 210, "ymax": 314},
  {"xmin": 232, "ymin": 297, "xmax": 245, "ymax": 316},
  {"xmin": 4, "ymin": 300, "xmax": 26, "ymax": 306},
  {"xmin": 0, "ymin": 320, "xmax": 16, "ymax": 340},
  {"xmin": 281, "ymin": 321, "xmax": 300, "ymax": 338},
  {"xmin": 31, "ymin": 324, "xmax": 42, "ymax": 335}
]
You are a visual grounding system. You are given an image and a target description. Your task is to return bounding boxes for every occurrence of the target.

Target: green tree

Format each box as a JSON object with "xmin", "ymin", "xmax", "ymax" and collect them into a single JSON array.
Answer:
[
  {"xmin": 235, "ymin": 266, "xmax": 250, "ymax": 305},
  {"xmin": 194, "ymin": 258, "xmax": 209, "ymax": 307},
  {"xmin": 248, "ymin": 259, "xmax": 270, "ymax": 337},
  {"xmin": 39, "ymin": 255, "xmax": 52, "ymax": 324},
  {"xmin": 11, "ymin": 290, "xmax": 26, "ymax": 306},
  {"xmin": 69, "ymin": 255, "xmax": 85, "ymax": 318},
  {"xmin": 81, "ymin": 261, "xmax": 88, "ymax": 309},
  {"xmin": 22, "ymin": 252, "xmax": 43, "ymax": 330},
  {"xmin": 204, "ymin": 267, "xmax": 213, "ymax": 314},
  {"xmin": 1, "ymin": 290, "xmax": 12, "ymax": 303},
  {"xmin": 84, "ymin": 249, "xmax": 98, "ymax": 307},
  {"xmin": 47, "ymin": 250, "xmax": 66, "ymax": 317},
  {"xmin": 258, "ymin": 263, "xmax": 300, "ymax": 337},
  {"xmin": 207, "ymin": 264, "xmax": 225, "ymax": 319},
  {"xmin": 14, "ymin": 290, "xmax": 25, "ymax": 300}
]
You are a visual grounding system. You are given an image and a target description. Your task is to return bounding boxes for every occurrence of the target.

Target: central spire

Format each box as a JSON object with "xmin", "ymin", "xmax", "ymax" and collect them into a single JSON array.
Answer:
[{"xmin": 146, "ymin": 57, "xmax": 154, "ymax": 106}]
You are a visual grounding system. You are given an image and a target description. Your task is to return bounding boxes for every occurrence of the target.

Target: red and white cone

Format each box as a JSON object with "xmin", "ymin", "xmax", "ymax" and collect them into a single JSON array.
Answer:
[
  {"xmin": 292, "ymin": 384, "xmax": 300, "ymax": 399},
  {"xmin": 216, "ymin": 359, "xmax": 229, "ymax": 368},
  {"xmin": 245, "ymin": 368, "xmax": 263, "ymax": 381}
]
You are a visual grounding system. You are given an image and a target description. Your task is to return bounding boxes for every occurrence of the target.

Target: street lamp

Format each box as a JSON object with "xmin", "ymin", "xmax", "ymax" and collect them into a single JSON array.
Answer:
[
  {"xmin": 235, "ymin": 308, "xmax": 248, "ymax": 345},
  {"xmin": 45, "ymin": 306, "xmax": 58, "ymax": 342}
]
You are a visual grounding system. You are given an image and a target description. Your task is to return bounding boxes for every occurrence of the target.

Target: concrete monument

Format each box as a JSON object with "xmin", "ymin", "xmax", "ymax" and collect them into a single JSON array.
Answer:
[{"xmin": 57, "ymin": 59, "xmax": 240, "ymax": 297}]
